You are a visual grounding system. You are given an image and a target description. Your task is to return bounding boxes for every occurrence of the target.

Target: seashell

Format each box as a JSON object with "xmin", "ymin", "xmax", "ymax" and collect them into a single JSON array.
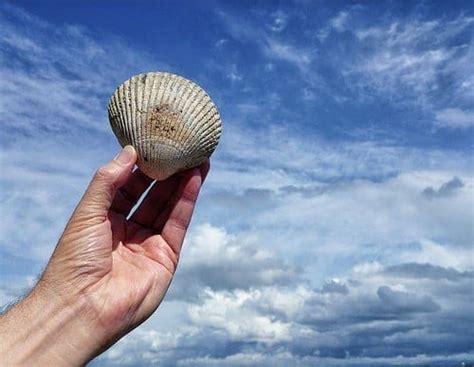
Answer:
[{"xmin": 108, "ymin": 71, "xmax": 222, "ymax": 180}]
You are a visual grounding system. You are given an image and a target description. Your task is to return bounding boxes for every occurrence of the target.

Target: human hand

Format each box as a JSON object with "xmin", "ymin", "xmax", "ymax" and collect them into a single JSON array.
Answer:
[{"xmin": 0, "ymin": 146, "xmax": 209, "ymax": 366}]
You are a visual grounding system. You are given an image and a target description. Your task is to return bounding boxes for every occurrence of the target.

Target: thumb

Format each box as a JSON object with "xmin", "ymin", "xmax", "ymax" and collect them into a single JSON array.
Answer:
[{"xmin": 73, "ymin": 145, "xmax": 137, "ymax": 224}]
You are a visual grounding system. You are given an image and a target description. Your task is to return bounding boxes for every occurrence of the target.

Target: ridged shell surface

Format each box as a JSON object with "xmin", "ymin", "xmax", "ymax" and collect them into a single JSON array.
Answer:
[{"xmin": 108, "ymin": 72, "xmax": 222, "ymax": 180}]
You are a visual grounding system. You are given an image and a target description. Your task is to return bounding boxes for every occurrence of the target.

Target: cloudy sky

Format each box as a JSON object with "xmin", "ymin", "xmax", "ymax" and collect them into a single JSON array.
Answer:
[{"xmin": 1, "ymin": 0, "xmax": 473, "ymax": 366}]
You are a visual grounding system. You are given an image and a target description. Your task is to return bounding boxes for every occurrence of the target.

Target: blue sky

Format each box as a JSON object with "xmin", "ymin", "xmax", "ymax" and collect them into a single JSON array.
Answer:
[{"xmin": 0, "ymin": 1, "xmax": 473, "ymax": 366}]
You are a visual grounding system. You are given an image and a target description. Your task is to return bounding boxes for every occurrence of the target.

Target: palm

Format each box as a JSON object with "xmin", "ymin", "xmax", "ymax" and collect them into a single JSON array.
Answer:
[
  {"xmin": 93, "ymin": 214, "xmax": 175, "ymax": 334},
  {"xmin": 50, "ymin": 162, "xmax": 209, "ymax": 348}
]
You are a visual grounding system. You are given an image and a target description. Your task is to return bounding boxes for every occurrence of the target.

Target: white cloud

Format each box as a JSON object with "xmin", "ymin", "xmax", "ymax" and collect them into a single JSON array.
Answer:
[
  {"xmin": 167, "ymin": 224, "xmax": 299, "ymax": 300},
  {"xmin": 253, "ymin": 171, "xmax": 473, "ymax": 268},
  {"xmin": 263, "ymin": 38, "xmax": 312, "ymax": 69},
  {"xmin": 217, "ymin": 9, "xmax": 317, "ymax": 90},
  {"xmin": 302, "ymin": 87, "xmax": 316, "ymax": 100},
  {"xmin": 330, "ymin": 11, "xmax": 349, "ymax": 32},
  {"xmin": 345, "ymin": 15, "xmax": 474, "ymax": 108},
  {"xmin": 268, "ymin": 10, "xmax": 288, "ymax": 33},
  {"xmin": 0, "ymin": 141, "xmax": 94, "ymax": 261},
  {"xmin": 226, "ymin": 64, "xmax": 242, "ymax": 82},
  {"xmin": 214, "ymin": 38, "xmax": 228, "ymax": 48},
  {"xmin": 316, "ymin": 9, "xmax": 353, "ymax": 41},
  {"xmin": 175, "ymin": 351, "xmax": 474, "ymax": 367},
  {"xmin": 188, "ymin": 288, "xmax": 293, "ymax": 344},
  {"xmin": 435, "ymin": 108, "xmax": 474, "ymax": 129},
  {"xmin": 97, "ymin": 258, "xmax": 474, "ymax": 366},
  {"xmin": 211, "ymin": 123, "xmax": 471, "ymax": 191},
  {"xmin": 0, "ymin": 7, "xmax": 164, "ymax": 137},
  {"xmin": 398, "ymin": 239, "xmax": 474, "ymax": 270}
]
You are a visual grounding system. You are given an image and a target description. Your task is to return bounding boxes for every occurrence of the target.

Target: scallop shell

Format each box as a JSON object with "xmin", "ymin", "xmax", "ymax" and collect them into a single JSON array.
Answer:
[{"xmin": 108, "ymin": 71, "xmax": 222, "ymax": 180}]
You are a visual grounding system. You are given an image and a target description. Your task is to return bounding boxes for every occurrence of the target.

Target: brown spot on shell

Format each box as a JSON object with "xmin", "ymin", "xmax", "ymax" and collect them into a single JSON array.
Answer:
[{"xmin": 145, "ymin": 104, "xmax": 191, "ymax": 143}]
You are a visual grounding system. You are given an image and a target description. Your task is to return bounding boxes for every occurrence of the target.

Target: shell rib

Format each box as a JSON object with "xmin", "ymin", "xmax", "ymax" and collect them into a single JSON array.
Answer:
[{"xmin": 108, "ymin": 71, "xmax": 222, "ymax": 180}]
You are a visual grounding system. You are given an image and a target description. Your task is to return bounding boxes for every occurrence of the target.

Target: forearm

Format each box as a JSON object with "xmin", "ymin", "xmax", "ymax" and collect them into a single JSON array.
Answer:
[{"xmin": 0, "ymin": 283, "xmax": 97, "ymax": 366}]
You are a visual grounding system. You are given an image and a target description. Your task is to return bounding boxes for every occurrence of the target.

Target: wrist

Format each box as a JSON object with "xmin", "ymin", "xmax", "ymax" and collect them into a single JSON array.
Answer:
[{"xmin": 0, "ymin": 282, "xmax": 100, "ymax": 366}]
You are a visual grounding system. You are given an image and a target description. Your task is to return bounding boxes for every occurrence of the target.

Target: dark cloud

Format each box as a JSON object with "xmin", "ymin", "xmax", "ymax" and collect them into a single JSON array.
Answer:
[
  {"xmin": 376, "ymin": 286, "xmax": 440, "ymax": 313},
  {"xmin": 169, "ymin": 258, "xmax": 300, "ymax": 301},
  {"xmin": 384, "ymin": 262, "xmax": 474, "ymax": 281},
  {"xmin": 422, "ymin": 176, "xmax": 464, "ymax": 199},
  {"xmin": 94, "ymin": 259, "xmax": 474, "ymax": 366},
  {"xmin": 166, "ymin": 224, "xmax": 301, "ymax": 301},
  {"xmin": 204, "ymin": 188, "xmax": 276, "ymax": 215},
  {"xmin": 321, "ymin": 280, "xmax": 349, "ymax": 294},
  {"xmin": 279, "ymin": 184, "xmax": 326, "ymax": 197}
]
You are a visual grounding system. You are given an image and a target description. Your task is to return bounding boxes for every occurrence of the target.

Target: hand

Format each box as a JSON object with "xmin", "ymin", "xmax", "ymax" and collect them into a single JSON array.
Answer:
[{"xmin": 0, "ymin": 146, "xmax": 209, "ymax": 366}]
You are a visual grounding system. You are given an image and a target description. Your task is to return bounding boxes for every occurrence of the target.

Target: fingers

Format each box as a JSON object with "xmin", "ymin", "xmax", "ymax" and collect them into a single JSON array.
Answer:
[
  {"xmin": 110, "ymin": 168, "xmax": 153, "ymax": 216},
  {"xmin": 74, "ymin": 146, "xmax": 137, "ymax": 225},
  {"xmin": 131, "ymin": 160, "xmax": 210, "ymax": 230},
  {"xmin": 153, "ymin": 160, "xmax": 210, "ymax": 231},
  {"xmin": 199, "ymin": 159, "xmax": 211, "ymax": 183},
  {"xmin": 129, "ymin": 174, "xmax": 181, "ymax": 227},
  {"xmin": 160, "ymin": 161, "xmax": 209, "ymax": 255}
]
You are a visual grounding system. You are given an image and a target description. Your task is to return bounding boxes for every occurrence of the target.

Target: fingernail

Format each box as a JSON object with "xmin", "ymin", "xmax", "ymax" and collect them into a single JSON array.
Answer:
[{"xmin": 114, "ymin": 145, "xmax": 135, "ymax": 165}]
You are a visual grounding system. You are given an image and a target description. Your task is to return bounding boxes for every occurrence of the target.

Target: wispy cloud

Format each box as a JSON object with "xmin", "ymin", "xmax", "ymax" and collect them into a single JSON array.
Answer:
[
  {"xmin": 345, "ymin": 15, "xmax": 474, "ymax": 108},
  {"xmin": 268, "ymin": 10, "xmax": 288, "ymax": 33},
  {"xmin": 0, "ymin": 3, "xmax": 164, "ymax": 262},
  {"xmin": 0, "ymin": 4, "xmax": 165, "ymax": 140},
  {"xmin": 316, "ymin": 9, "xmax": 352, "ymax": 41},
  {"xmin": 263, "ymin": 38, "xmax": 312, "ymax": 70},
  {"xmin": 217, "ymin": 5, "xmax": 473, "ymax": 128},
  {"xmin": 217, "ymin": 9, "xmax": 317, "ymax": 87},
  {"xmin": 225, "ymin": 64, "xmax": 242, "ymax": 82},
  {"xmin": 330, "ymin": 10, "xmax": 350, "ymax": 32}
]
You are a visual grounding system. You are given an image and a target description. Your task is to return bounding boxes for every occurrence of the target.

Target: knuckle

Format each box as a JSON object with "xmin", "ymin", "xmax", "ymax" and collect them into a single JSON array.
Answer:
[
  {"xmin": 173, "ymin": 253, "xmax": 180, "ymax": 270},
  {"xmin": 169, "ymin": 217, "xmax": 188, "ymax": 232},
  {"xmin": 96, "ymin": 163, "xmax": 116, "ymax": 180},
  {"xmin": 181, "ymin": 190, "xmax": 197, "ymax": 205}
]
